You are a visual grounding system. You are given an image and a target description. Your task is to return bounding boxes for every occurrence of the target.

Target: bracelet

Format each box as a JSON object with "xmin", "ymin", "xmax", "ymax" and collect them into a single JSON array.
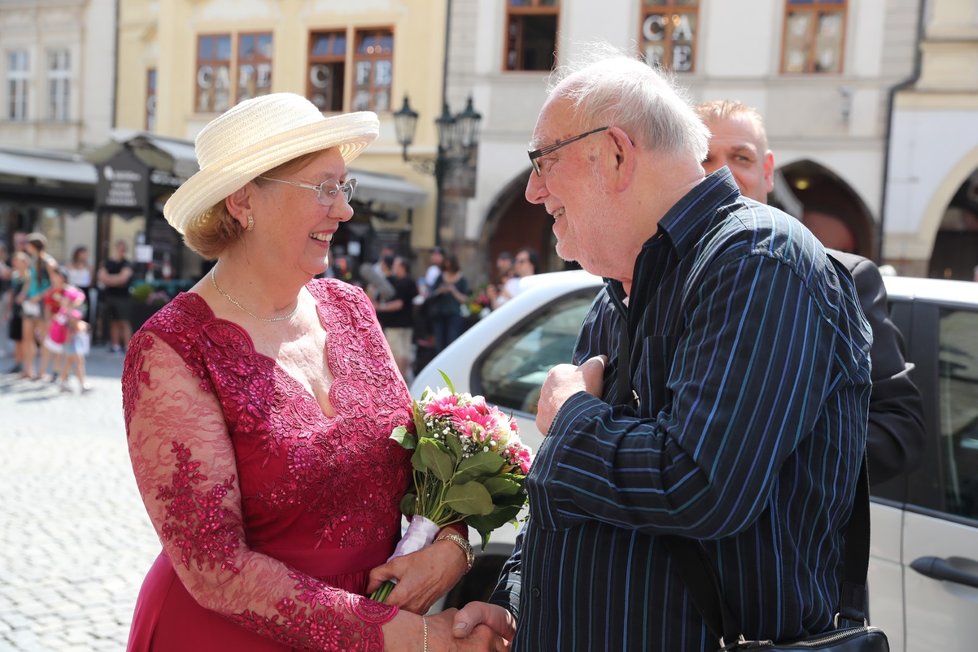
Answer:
[
  {"xmin": 422, "ymin": 615, "xmax": 429, "ymax": 652},
  {"xmin": 436, "ymin": 533, "xmax": 474, "ymax": 573}
]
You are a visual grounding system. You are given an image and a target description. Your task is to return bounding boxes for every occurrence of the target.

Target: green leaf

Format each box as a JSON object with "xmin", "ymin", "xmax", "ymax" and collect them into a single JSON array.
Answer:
[
  {"xmin": 444, "ymin": 481, "xmax": 494, "ymax": 516},
  {"xmin": 390, "ymin": 426, "xmax": 417, "ymax": 450},
  {"xmin": 437, "ymin": 369, "xmax": 456, "ymax": 394},
  {"xmin": 415, "ymin": 438, "xmax": 455, "ymax": 483},
  {"xmin": 454, "ymin": 452, "xmax": 506, "ymax": 483},
  {"xmin": 444, "ymin": 431, "xmax": 464, "ymax": 458},
  {"xmin": 466, "ymin": 504, "xmax": 526, "ymax": 550},
  {"xmin": 483, "ymin": 476, "xmax": 522, "ymax": 497},
  {"xmin": 399, "ymin": 492, "xmax": 417, "ymax": 517},
  {"xmin": 412, "ymin": 401, "xmax": 429, "ymax": 438}
]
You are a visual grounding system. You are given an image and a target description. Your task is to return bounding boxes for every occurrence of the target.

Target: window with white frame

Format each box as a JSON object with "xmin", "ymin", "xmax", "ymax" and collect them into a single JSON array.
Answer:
[
  {"xmin": 47, "ymin": 48, "xmax": 71, "ymax": 122},
  {"xmin": 7, "ymin": 50, "xmax": 30, "ymax": 121}
]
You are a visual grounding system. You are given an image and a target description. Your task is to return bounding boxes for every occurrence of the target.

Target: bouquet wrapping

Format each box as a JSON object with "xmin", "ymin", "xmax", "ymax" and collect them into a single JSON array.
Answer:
[{"xmin": 371, "ymin": 372, "xmax": 532, "ymax": 602}]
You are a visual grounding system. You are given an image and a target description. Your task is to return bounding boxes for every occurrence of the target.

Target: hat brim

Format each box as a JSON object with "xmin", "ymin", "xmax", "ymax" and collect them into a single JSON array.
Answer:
[{"xmin": 164, "ymin": 111, "xmax": 379, "ymax": 234}]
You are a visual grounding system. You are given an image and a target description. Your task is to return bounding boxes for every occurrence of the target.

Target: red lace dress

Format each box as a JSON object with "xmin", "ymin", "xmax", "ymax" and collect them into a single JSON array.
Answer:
[{"xmin": 122, "ymin": 279, "xmax": 413, "ymax": 651}]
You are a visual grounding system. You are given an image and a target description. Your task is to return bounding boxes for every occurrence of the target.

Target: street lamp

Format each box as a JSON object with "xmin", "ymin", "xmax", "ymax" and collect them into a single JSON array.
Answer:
[{"xmin": 393, "ymin": 95, "xmax": 482, "ymax": 248}]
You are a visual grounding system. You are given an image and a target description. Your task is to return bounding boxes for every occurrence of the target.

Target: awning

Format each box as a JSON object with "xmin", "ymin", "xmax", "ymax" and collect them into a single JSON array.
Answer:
[
  {"xmin": 129, "ymin": 133, "xmax": 199, "ymax": 180},
  {"xmin": 0, "ymin": 147, "xmax": 96, "ymax": 184},
  {"xmin": 89, "ymin": 130, "xmax": 200, "ymax": 186},
  {"xmin": 349, "ymin": 168, "xmax": 428, "ymax": 209},
  {"xmin": 90, "ymin": 132, "xmax": 428, "ymax": 209}
]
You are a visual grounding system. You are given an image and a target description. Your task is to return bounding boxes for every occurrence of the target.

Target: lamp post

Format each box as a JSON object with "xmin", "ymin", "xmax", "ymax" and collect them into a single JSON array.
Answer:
[{"xmin": 393, "ymin": 95, "xmax": 482, "ymax": 249}]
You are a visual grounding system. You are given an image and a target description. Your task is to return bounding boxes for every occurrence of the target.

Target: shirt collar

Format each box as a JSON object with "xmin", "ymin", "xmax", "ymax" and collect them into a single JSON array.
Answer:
[
  {"xmin": 604, "ymin": 168, "xmax": 742, "ymax": 307},
  {"xmin": 654, "ymin": 167, "xmax": 742, "ymax": 259}
]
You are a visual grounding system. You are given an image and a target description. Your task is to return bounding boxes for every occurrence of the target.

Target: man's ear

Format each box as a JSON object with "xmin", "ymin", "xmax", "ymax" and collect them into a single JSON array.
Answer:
[
  {"xmin": 763, "ymin": 150, "xmax": 775, "ymax": 195},
  {"xmin": 607, "ymin": 126, "xmax": 636, "ymax": 191},
  {"xmin": 225, "ymin": 185, "xmax": 254, "ymax": 230}
]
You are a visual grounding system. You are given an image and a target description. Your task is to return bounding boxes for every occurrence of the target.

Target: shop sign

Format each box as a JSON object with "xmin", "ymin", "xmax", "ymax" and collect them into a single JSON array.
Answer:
[{"xmin": 95, "ymin": 148, "xmax": 149, "ymax": 211}]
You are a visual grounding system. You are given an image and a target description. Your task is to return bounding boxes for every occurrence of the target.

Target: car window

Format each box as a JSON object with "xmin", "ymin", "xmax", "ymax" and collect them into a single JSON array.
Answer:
[
  {"xmin": 477, "ymin": 292, "xmax": 595, "ymax": 415},
  {"xmin": 938, "ymin": 307, "xmax": 978, "ymax": 520}
]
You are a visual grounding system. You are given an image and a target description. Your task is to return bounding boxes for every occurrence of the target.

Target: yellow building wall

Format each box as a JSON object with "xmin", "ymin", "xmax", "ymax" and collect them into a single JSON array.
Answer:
[{"xmin": 116, "ymin": 0, "xmax": 447, "ymax": 250}]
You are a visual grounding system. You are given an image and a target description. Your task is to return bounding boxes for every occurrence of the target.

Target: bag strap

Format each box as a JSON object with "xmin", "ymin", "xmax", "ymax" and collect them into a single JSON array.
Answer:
[{"xmin": 613, "ymin": 308, "xmax": 870, "ymax": 644}]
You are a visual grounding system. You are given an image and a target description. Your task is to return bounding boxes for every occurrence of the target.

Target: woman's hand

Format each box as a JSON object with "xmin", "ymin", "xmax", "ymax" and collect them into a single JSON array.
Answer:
[{"xmin": 367, "ymin": 538, "xmax": 469, "ymax": 614}]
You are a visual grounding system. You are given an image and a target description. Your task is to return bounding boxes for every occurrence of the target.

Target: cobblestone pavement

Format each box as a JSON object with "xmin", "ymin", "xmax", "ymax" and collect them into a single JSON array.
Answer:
[{"xmin": 0, "ymin": 348, "xmax": 159, "ymax": 651}]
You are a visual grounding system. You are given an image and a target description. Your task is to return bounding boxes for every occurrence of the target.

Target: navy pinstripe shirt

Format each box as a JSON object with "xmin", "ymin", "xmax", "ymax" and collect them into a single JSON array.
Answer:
[{"xmin": 489, "ymin": 170, "xmax": 871, "ymax": 651}]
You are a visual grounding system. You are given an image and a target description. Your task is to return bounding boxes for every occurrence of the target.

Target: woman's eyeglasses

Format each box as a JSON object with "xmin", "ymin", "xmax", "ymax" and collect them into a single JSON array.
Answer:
[
  {"xmin": 259, "ymin": 176, "xmax": 358, "ymax": 206},
  {"xmin": 527, "ymin": 126, "xmax": 609, "ymax": 176}
]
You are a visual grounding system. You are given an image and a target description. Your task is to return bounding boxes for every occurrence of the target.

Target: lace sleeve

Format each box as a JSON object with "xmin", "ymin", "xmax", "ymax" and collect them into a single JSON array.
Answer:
[{"xmin": 122, "ymin": 330, "xmax": 398, "ymax": 651}]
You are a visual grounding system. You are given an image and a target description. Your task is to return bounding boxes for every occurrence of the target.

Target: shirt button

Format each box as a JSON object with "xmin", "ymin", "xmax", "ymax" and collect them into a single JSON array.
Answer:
[{"xmin": 531, "ymin": 587, "xmax": 541, "ymax": 598}]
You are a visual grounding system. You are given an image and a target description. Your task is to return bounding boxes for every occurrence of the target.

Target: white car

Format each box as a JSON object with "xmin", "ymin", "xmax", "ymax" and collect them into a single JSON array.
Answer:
[{"xmin": 413, "ymin": 270, "xmax": 978, "ymax": 652}]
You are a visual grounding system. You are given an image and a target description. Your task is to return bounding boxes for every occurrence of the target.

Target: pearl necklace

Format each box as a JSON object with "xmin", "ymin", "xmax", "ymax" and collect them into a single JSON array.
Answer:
[{"xmin": 210, "ymin": 266, "xmax": 299, "ymax": 322}]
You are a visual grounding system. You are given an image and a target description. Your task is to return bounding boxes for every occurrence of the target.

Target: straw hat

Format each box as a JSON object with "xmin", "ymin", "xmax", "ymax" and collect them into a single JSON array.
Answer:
[{"xmin": 164, "ymin": 93, "xmax": 379, "ymax": 234}]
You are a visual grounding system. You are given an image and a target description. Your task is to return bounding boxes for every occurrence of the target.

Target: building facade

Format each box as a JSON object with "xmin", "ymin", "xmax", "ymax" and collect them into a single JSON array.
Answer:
[
  {"xmin": 441, "ymin": 0, "xmax": 976, "ymax": 283},
  {"xmin": 0, "ymin": 0, "xmax": 116, "ymax": 263},
  {"xmin": 113, "ymin": 0, "xmax": 448, "ymax": 281},
  {"xmin": 885, "ymin": 0, "xmax": 978, "ymax": 279}
]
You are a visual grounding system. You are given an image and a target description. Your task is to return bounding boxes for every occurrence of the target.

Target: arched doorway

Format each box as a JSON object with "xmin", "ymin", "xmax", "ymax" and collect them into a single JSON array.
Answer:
[
  {"xmin": 929, "ymin": 169, "xmax": 978, "ymax": 281},
  {"xmin": 481, "ymin": 170, "xmax": 564, "ymax": 276},
  {"xmin": 777, "ymin": 160, "xmax": 877, "ymax": 259}
]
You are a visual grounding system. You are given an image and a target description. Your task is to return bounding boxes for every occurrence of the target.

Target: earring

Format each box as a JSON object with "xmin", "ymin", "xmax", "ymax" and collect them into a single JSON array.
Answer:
[{"xmin": 246, "ymin": 214, "xmax": 254, "ymax": 231}]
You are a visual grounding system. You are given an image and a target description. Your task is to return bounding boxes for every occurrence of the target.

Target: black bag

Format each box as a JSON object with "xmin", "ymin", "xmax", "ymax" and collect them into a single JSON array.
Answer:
[{"xmin": 718, "ymin": 626, "xmax": 887, "ymax": 650}]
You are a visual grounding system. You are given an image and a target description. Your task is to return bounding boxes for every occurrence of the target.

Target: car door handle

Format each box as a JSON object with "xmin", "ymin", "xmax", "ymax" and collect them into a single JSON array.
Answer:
[{"xmin": 910, "ymin": 556, "xmax": 978, "ymax": 590}]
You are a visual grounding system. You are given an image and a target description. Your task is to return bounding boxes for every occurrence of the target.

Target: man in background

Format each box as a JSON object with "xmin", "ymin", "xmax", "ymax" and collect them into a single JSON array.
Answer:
[
  {"xmin": 695, "ymin": 99, "xmax": 925, "ymax": 485},
  {"xmin": 97, "ymin": 239, "xmax": 133, "ymax": 354},
  {"xmin": 374, "ymin": 256, "xmax": 417, "ymax": 379}
]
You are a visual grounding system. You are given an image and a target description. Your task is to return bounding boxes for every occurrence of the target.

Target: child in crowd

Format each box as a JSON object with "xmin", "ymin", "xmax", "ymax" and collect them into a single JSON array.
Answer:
[
  {"xmin": 58, "ymin": 296, "xmax": 91, "ymax": 393},
  {"xmin": 41, "ymin": 267, "xmax": 89, "ymax": 391},
  {"xmin": 37, "ymin": 267, "xmax": 72, "ymax": 381}
]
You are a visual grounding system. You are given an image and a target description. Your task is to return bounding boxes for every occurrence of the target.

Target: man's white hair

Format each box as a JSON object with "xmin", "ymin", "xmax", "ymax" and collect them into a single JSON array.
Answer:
[{"xmin": 548, "ymin": 42, "xmax": 709, "ymax": 162}]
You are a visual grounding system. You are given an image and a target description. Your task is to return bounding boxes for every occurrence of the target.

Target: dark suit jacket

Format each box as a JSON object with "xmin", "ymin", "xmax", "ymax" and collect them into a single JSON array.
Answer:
[{"xmin": 829, "ymin": 250, "xmax": 925, "ymax": 485}]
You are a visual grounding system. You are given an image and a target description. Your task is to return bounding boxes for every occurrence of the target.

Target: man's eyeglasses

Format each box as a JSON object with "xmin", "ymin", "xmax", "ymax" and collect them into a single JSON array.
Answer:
[
  {"xmin": 528, "ymin": 126, "xmax": 610, "ymax": 176},
  {"xmin": 259, "ymin": 176, "xmax": 358, "ymax": 207}
]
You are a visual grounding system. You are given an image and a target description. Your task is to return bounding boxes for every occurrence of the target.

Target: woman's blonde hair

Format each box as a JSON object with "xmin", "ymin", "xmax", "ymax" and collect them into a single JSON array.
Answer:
[
  {"xmin": 181, "ymin": 152, "xmax": 323, "ymax": 259},
  {"xmin": 182, "ymin": 201, "xmax": 243, "ymax": 260}
]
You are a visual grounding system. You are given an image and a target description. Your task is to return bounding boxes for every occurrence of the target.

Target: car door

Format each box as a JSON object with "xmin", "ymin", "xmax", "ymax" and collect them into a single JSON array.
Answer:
[{"xmin": 890, "ymin": 296, "xmax": 978, "ymax": 651}]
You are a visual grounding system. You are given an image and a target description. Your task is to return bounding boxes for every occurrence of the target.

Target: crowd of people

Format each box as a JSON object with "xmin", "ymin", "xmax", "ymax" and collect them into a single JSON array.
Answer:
[
  {"xmin": 0, "ymin": 221, "xmax": 537, "ymax": 396},
  {"xmin": 0, "ymin": 232, "xmax": 94, "ymax": 393},
  {"xmin": 341, "ymin": 242, "xmax": 542, "ymax": 382}
]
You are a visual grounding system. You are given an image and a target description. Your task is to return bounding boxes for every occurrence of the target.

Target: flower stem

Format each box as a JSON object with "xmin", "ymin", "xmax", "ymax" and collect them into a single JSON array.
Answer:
[{"xmin": 370, "ymin": 580, "xmax": 395, "ymax": 603}]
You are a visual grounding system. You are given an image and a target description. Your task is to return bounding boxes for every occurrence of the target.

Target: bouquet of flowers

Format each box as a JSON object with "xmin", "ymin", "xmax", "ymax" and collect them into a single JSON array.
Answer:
[{"xmin": 371, "ymin": 372, "xmax": 532, "ymax": 602}]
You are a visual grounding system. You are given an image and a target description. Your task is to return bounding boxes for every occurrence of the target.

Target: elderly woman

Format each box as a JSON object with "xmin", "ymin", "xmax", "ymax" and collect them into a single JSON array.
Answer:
[{"xmin": 123, "ymin": 94, "xmax": 500, "ymax": 651}]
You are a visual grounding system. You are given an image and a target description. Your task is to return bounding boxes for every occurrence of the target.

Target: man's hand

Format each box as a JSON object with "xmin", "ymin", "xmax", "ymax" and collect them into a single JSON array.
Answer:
[
  {"xmin": 384, "ymin": 610, "xmax": 510, "ymax": 651},
  {"xmin": 451, "ymin": 602, "xmax": 516, "ymax": 642},
  {"xmin": 535, "ymin": 355, "xmax": 607, "ymax": 435}
]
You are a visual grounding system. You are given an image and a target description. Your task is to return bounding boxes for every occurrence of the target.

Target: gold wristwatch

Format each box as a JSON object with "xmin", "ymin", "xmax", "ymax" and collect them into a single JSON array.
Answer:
[{"xmin": 437, "ymin": 533, "xmax": 474, "ymax": 573}]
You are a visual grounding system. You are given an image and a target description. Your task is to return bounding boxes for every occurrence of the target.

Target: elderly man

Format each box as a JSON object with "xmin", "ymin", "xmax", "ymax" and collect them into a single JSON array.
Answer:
[
  {"xmin": 454, "ymin": 51, "xmax": 872, "ymax": 651},
  {"xmin": 695, "ymin": 99, "xmax": 924, "ymax": 486}
]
